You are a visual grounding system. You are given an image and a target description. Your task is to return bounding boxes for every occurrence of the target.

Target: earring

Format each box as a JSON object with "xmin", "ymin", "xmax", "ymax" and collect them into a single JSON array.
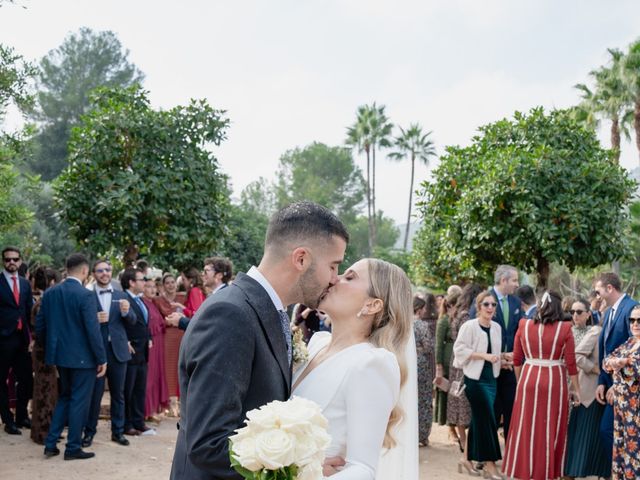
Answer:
[{"xmin": 357, "ymin": 307, "xmax": 368, "ymax": 318}]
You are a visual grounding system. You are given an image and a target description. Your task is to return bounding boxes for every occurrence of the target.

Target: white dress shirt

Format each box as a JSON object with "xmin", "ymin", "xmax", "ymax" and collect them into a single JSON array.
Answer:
[{"xmin": 247, "ymin": 266, "xmax": 284, "ymax": 312}]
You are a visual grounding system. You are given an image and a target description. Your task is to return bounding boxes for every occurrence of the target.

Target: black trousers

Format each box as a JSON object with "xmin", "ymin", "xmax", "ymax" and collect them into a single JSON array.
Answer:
[
  {"xmin": 85, "ymin": 346, "xmax": 128, "ymax": 436},
  {"xmin": 493, "ymin": 368, "xmax": 517, "ymax": 438},
  {"xmin": 124, "ymin": 362, "xmax": 147, "ymax": 430},
  {"xmin": 0, "ymin": 330, "xmax": 32, "ymax": 426}
]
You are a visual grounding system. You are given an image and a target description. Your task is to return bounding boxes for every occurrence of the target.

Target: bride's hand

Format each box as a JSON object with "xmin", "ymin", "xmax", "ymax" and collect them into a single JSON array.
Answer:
[{"xmin": 323, "ymin": 456, "xmax": 346, "ymax": 476}]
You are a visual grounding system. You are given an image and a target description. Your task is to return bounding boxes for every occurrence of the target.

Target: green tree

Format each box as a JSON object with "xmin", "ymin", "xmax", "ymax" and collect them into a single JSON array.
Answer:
[
  {"xmin": 28, "ymin": 27, "xmax": 144, "ymax": 180},
  {"xmin": 0, "ymin": 44, "xmax": 36, "ymax": 234},
  {"xmin": 575, "ymin": 48, "xmax": 631, "ymax": 163},
  {"xmin": 345, "ymin": 103, "xmax": 393, "ymax": 252},
  {"xmin": 623, "ymin": 39, "xmax": 640, "ymax": 163},
  {"xmin": 412, "ymin": 107, "xmax": 635, "ymax": 289},
  {"xmin": 389, "ymin": 124, "xmax": 436, "ymax": 250},
  {"xmin": 274, "ymin": 142, "xmax": 365, "ymax": 222},
  {"xmin": 345, "ymin": 211, "xmax": 400, "ymax": 267},
  {"xmin": 346, "ymin": 105, "xmax": 374, "ymax": 253},
  {"xmin": 55, "ymin": 85, "xmax": 230, "ymax": 269}
]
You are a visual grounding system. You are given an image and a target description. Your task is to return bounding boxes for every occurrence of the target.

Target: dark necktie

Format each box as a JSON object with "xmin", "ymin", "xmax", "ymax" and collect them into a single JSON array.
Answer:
[
  {"xmin": 135, "ymin": 296, "xmax": 148, "ymax": 324},
  {"xmin": 278, "ymin": 310, "xmax": 292, "ymax": 365}
]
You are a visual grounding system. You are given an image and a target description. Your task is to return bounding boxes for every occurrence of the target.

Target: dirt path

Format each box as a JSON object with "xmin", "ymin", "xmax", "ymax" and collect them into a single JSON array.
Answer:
[
  {"xmin": 0, "ymin": 418, "xmax": 457, "ymax": 479},
  {"xmin": 0, "ymin": 420, "xmax": 598, "ymax": 479}
]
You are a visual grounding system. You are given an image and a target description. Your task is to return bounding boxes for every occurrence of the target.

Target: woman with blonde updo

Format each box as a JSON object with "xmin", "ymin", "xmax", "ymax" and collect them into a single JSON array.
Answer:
[{"xmin": 292, "ymin": 258, "xmax": 416, "ymax": 479}]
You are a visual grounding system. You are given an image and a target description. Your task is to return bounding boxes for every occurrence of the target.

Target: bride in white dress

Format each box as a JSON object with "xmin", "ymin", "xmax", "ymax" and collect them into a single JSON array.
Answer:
[{"xmin": 292, "ymin": 258, "xmax": 418, "ymax": 479}]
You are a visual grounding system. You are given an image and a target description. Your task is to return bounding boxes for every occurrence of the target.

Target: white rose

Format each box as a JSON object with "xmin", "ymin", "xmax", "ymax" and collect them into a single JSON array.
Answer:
[
  {"xmin": 278, "ymin": 397, "xmax": 328, "ymax": 435},
  {"xmin": 230, "ymin": 436, "xmax": 263, "ymax": 472},
  {"xmin": 254, "ymin": 429, "xmax": 296, "ymax": 469},
  {"xmin": 297, "ymin": 461, "xmax": 323, "ymax": 480},
  {"xmin": 246, "ymin": 405, "xmax": 279, "ymax": 432},
  {"xmin": 309, "ymin": 424, "xmax": 331, "ymax": 451},
  {"xmin": 292, "ymin": 431, "xmax": 324, "ymax": 466}
]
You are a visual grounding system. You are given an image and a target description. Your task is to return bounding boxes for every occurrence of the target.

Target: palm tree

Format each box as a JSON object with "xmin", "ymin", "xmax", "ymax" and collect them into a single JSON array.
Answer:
[
  {"xmin": 623, "ymin": 39, "xmax": 640, "ymax": 163},
  {"xmin": 346, "ymin": 105, "xmax": 374, "ymax": 255},
  {"xmin": 389, "ymin": 124, "xmax": 436, "ymax": 250},
  {"xmin": 575, "ymin": 48, "xmax": 631, "ymax": 163},
  {"xmin": 367, "ymin": 103, "xmax": 393, "ymax": 246}
]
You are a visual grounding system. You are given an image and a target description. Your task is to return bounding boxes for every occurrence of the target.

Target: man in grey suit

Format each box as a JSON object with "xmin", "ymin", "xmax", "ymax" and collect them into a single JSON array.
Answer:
[{"xmin": 170, "ymin": 202, "xmax": 349, "ymax": 480}]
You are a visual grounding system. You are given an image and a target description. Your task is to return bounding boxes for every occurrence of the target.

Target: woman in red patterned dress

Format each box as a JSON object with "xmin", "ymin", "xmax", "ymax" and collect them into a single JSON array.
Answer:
[{"xmin": 503, "ymin": 291, "xmax": 580, "ymax": 480}]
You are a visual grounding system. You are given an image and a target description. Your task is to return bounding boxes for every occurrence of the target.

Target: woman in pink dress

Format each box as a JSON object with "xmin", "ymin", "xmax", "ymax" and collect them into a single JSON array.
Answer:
[
  {"xmin": 142, "ymin": 279, "xmax": 169, "ymax": 418},
  {"xmin": 503, "ymin": 291, "xmax": 580, "ymax": 480}
]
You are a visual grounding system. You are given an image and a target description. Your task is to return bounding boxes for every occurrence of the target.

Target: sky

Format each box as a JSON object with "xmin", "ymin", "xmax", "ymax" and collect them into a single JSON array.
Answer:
[{"xmin": 1, "ymin": 0, "xmax": 640, "ymax": 225}]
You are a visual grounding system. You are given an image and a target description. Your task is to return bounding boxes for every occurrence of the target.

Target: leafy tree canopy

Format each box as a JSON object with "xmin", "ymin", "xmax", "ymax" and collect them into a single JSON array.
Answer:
[
  {"xmin": 28, "ymin": 27, "xmax": 144, "ymax": 180},
  {"xmin": 55, "ymin": 85, "xmax": 230, "ymax": 270},
  {"xmin": 274, "ymin": 142, "xmax": 365, "ymax": 223},
  {"xmin": 412, "ymin": 107, "xmax": 636, "ymax": 289}
]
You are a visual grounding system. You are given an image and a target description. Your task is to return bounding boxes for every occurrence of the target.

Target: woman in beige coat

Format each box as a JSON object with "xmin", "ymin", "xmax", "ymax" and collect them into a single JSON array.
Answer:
[{"xmin": 564, "ymin": 299, "xmax": 610, "ymax": 478}]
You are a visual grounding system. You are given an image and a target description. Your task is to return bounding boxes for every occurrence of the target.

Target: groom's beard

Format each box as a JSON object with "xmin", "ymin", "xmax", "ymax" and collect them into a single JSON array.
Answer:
[{"xmin": 297, "ymin": 264, "xmax": 326, "ymax": 310}]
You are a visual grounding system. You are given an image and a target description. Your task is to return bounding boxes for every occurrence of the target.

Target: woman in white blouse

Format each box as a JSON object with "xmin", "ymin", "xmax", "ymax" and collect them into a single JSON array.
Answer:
[
  {"xmin": 292, "ymin": 258, "xmax": 414, "ymax": 479},
  {"xmin": 453, "ymin": 290, "xmax": 502, "ymax": 479}
]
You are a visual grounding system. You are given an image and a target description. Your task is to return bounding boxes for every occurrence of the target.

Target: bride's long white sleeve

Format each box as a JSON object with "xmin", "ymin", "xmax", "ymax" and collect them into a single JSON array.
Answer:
[{"xmin": 329, "ymin": 349, "xmax": 400, "ymax": 480}]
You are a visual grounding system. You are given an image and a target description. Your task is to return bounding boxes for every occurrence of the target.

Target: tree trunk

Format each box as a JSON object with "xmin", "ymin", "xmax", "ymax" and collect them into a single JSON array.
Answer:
[
  {"xmin": 536, "ymin": 256, "xmax": 550, "ymax": 291},
  {"xmin": 371, "ymin": 145, "xmax": 377, "ymax": 247},
  {"xmin": 635, "ymin": 100, "xmax": 640, "ymax": 165},
  {"xmin": 611, "ymin": 115, "xmax": 621, "ymax": 163},
  {"xmin": 366, "ymin": 149, "xmax": 373, "ymax": 256},
  {"xmin": 404, "ymin": 155, "xmax": 415, "ymax": 251},
  {"xmin": 123, "ymin": 243, "xmax": 139, "ymax": 269},
  {"xmin": 612, "ymin": 260, "xmax": 620, "ymax": 276}
]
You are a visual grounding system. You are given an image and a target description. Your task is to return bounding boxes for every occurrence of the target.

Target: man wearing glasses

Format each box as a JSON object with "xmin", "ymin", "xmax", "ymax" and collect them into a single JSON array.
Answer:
[
  {"xmin": 166, "ymin": 257, "xmax": 234, "ymax": 330},
  {"xmin": 0, "ymin": 246, "xmax": 33, "ymax": 435},
  {"xmin": 82, "ymin": 260, "xmax": 136, "ymax": 448},
  {"xmin": 121, "ymin": 268, "xmax": 152, "ymax": 436}
]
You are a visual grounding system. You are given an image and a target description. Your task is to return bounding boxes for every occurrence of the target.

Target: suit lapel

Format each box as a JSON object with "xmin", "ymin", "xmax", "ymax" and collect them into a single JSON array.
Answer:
[
  {"xmin": 0, "ymin": 274, "xmax": 17, "ymax": 306},
  {"xmin": 234, "ymin": 274, "xmax": 291, "ymax": 392}
]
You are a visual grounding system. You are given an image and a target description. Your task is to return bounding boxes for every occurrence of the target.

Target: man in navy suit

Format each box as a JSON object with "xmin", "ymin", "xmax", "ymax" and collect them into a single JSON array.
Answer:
[
  {"xmin": 516, "ymin": 285, "xmax": 537, "ymax": 319},
  {"xmin": 121, "ymin": 268, "xmax": 152, "ymax": 436},
  {"xmin": 0, "ymin": 246, "xmax": 33, "ymax": 435},
  {"xmin": 36, "ymin": 253, "xmax": 107, "ymax": 460},
  {"xmin": 470, "ymin": 264, "xmax": 521, "ymax": 438},
  {"xmin": 82, "ymin": 259, "xmax": 136, "ymax": 448},
  {"xmin": 593, "ymin": 272, "xmax": 638, "ymax": 468}
]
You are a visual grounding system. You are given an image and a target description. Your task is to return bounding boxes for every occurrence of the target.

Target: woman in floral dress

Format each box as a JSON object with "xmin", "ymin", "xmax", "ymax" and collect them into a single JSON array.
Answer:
[
  {"xmin": 414, "ymin": 294, "xmax": 435, "ymax": 446},
  {"xmin": 603, "ymin": 304, "xmax": 640, "ymax": 480},
  {"xmin": 446, "ymin": 283, "xmax": 483, "ymax": 453}
]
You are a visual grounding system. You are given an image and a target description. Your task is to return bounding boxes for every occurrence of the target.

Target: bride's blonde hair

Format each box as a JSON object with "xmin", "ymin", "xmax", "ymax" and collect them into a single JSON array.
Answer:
[{"xmin": 365, "ymin": 258, "xmax": 412, "ymax": 449}]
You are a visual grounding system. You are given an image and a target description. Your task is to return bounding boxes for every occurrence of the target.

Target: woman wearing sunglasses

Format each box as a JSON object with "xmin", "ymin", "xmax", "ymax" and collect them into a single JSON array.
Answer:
[
  {"xmin": 564, "ymin": 299, "xmax": 610, "ymax": 479},
  {"xmin": 503, "ymin": 291, "xmax": 579, "ymax": 480},
  {"xmin": 603, "ymin": 305, "xmax": 640, "ymax": 480},
  {"xmin": 453, "ymin": 290, "xmax": 503, "ymax": 479}
]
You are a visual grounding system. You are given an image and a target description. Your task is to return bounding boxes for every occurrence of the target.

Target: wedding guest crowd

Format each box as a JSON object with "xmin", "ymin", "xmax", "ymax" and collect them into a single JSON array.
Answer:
[
  {"xmin": 4, "ymin": 239, "xmax": 640, "ymax": 479},
  {"xmin": 0, "ymin": 246, "xmax": 235, "ymax": 459},
  {"xmin": 417, "ymin": 268, "xmax": 639, "ymax": 480}
]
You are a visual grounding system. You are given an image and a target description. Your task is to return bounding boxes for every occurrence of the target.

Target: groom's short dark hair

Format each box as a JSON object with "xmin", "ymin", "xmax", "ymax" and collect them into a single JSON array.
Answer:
[{"xmin": 265, "ymin": 202, "xmax": 349, "ymax": 251}]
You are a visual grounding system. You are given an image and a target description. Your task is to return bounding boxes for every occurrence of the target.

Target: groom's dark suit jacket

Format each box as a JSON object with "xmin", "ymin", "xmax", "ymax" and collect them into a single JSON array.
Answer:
[{"xmin": 170, "ymin": 273, "xmax": 291, "ymax": 480}]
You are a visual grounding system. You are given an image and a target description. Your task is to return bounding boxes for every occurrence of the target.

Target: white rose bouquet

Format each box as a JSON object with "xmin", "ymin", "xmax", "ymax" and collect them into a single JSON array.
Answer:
[{"xmin": 229, "ymin": 396, "xmax": 331, "ymax": 480}]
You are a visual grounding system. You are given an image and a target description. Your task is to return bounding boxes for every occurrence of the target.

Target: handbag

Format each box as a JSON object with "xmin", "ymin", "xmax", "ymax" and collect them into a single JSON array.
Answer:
[{"xmin": 449, "ymin": 380, "xmax": 467, "ymax": 398}]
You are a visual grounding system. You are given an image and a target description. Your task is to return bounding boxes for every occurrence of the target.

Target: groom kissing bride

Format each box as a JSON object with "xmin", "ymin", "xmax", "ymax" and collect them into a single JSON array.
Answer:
[{"xmin": 170, "ymin": 202, "xmax": 418, "ymax": 480}]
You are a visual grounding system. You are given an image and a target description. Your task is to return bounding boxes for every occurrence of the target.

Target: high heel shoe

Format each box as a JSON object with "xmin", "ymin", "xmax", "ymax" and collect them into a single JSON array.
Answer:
[
  {"xmin": 457, "ymin": 460, "xmax": 481, "ymax": 477},
  {"xmin": 482, "ymin": 469, "xmax": 504, "ymax": 480}
]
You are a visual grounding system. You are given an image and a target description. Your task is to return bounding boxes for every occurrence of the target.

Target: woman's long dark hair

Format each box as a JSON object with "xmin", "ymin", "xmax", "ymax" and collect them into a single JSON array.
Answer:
[
  {"xmin": 455, "ymin": 283, "xmax": 484, "ymax": 313},
  {"xmin": 534, "ymin": 291, "xmax": 563, "ymax": 325},
  {"xmin": 182, "ymin": 267, "xmax": 204, "ymax": 294},
  {"xmin": 422, "ymin": 292, "xmax": 438, "ymax": 321}
]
